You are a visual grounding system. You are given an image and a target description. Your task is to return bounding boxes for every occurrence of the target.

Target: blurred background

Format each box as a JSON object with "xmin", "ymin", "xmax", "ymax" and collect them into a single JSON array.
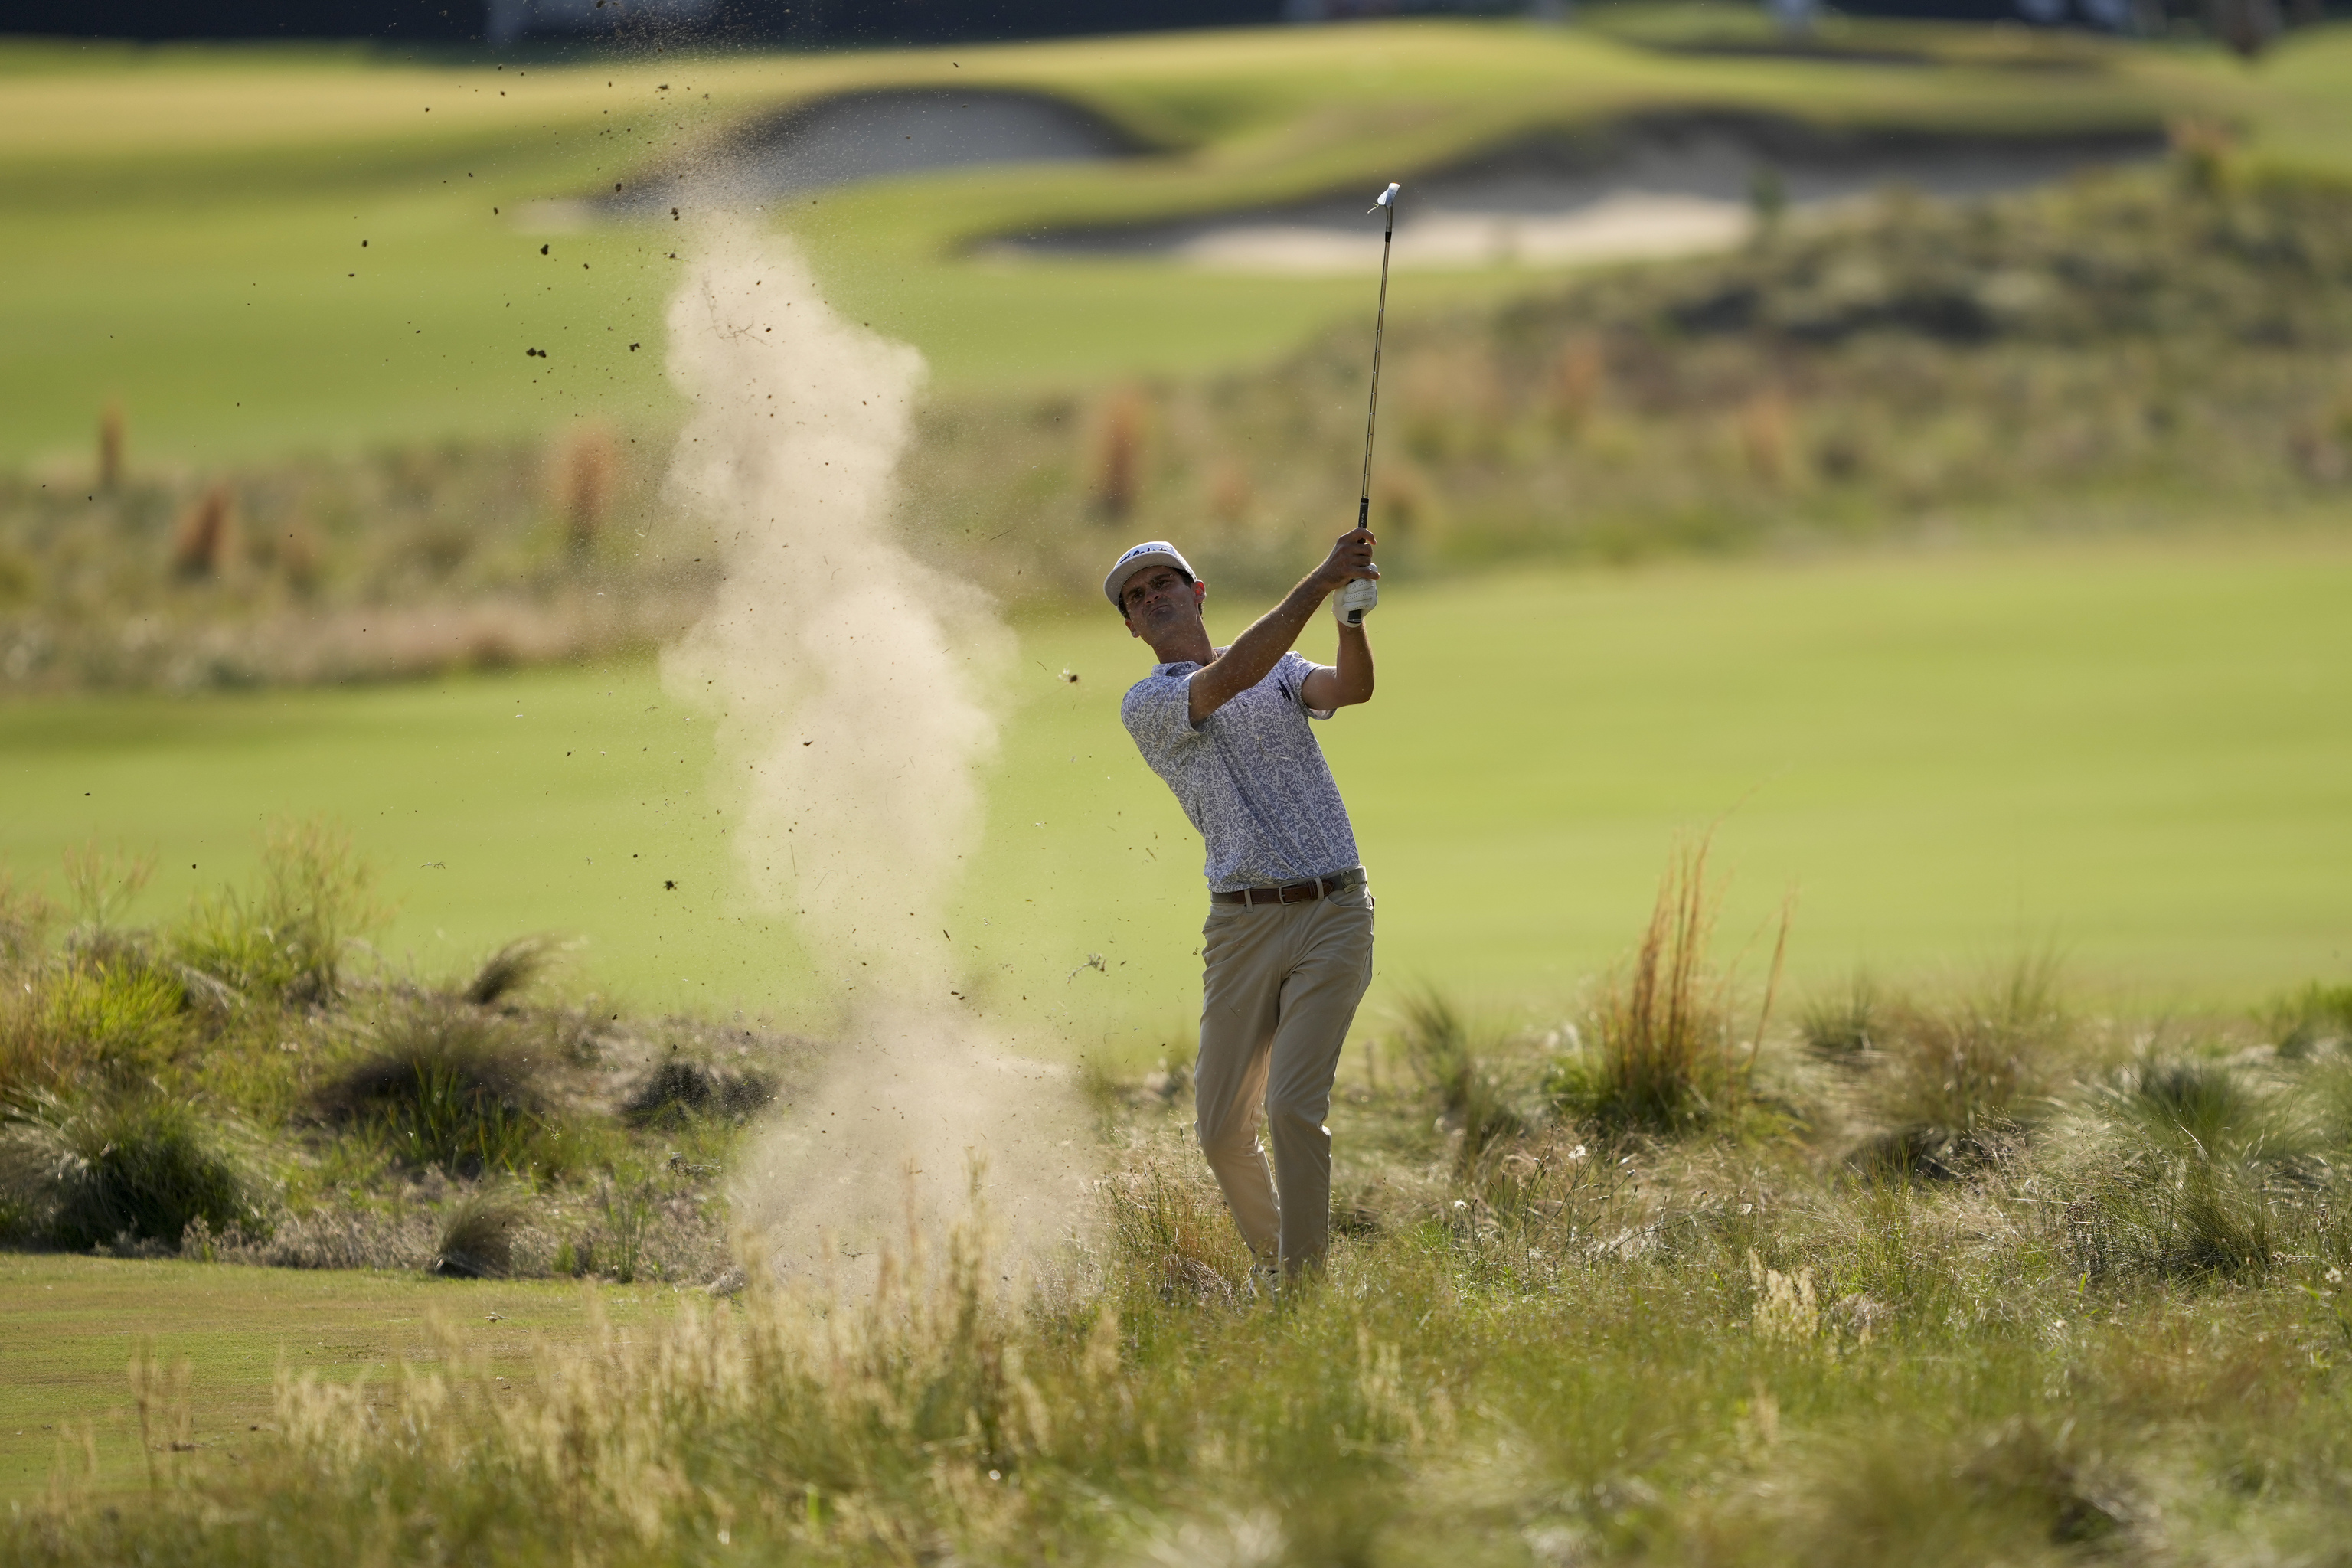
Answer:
[{"xmin": 3, "ymin": 0, "xmax": 2349, "ymax": 1053}]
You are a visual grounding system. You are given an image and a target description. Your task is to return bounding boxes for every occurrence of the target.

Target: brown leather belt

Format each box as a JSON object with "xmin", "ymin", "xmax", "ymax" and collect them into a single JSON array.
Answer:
[{"xmin": 1211, "ymin": 867, "xmax": 1365, "ymax": 906}]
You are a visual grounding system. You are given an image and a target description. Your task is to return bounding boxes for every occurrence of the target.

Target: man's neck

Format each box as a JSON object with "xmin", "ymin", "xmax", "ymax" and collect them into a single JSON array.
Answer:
[{"xmin": 1148, "ymin": 627, "xmax": 1217, "ymax": 667}]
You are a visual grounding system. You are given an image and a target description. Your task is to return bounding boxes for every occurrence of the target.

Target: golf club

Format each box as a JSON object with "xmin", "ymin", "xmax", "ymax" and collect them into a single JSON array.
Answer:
[{"xmin": 1339, "ymin": 181, "xmax": 1400, "ymax": 628}]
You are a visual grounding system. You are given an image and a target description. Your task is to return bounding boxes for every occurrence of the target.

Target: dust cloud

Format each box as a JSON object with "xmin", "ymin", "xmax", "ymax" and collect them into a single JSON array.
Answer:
[{"xmin": 658, "ymin": 217, "xmax": 1089, "ymax": 1287}]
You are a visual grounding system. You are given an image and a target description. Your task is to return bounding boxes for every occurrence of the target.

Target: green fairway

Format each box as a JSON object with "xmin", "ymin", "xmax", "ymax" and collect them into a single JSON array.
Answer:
[
  {"xmin": 0, "ymin": 1253, "xmax": 677, "ymax": 1500},
  {"xmin": 12, "ymin": 21, "xmax": 2350, "ymax": 466},
  {"xmin": 3, "ymin": 533, "xmax": 2347, "ymax": 1055}
]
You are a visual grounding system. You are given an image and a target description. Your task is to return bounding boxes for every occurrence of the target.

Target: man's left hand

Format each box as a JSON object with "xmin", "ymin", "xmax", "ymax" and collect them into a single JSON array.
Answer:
[{"xmin": 1313, "ymin": 527, "xmax": 1380, "ymax": 596}]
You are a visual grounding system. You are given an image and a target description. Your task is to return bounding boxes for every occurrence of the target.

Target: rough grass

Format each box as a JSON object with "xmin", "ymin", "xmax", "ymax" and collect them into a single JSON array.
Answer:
[
  {"xmin": 11, "ymin": 995, "xmax": 2352, "ymax": 1563},
  {"xmin": 461, "ymin": 935, "xmax": 566, "ymax": 1008},
  {"xmin": 0, "ymin": 831, "xmax": 790, "ymax": 1289},
  {"xmin": 0, "ymin": 443, "xmax": 714, "ymax": 693},
  {"xmin": 172, "ymin": 818, "xmax": 382, "ymax": 1006},
  {"xmin": 7, "ymin": 830, "xmax": 2352, "ymax": 1554},
  {"xmin": 620, "ymin": 1057, "xmax": 776, "ymax": 1127},
  {"xmin": 430, "ymin": 1185, "xmax": 530, "ymax": 1279},
  {"xmin": 1868, "ymin": 955, "xmax": 2069, "ymax": 1138},
  {"xmin": 0, "ymin": 1252, "xmax": 684, "ymax": 1499},
  {"xmin": 1393, "ymin": 988, "xmax": 1527, "ymax": 1175},
  {"xmin": 0, "ymin": 1089, "xmax": 258, "ymax": 1251},
  {"xmin": 312, "ymin": 999, "xmax": 563, "ymax": 1178},
  {"xmin": 2270, "ymin": 978, "xmax": 2352, "ymax": 1056}
]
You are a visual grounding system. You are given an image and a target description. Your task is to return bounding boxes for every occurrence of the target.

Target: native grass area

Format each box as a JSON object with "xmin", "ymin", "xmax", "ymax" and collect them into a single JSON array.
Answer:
[
  {"xmin": 8, "ymin": 831, "xmax": 2352, "ymax": 1560},
  {"xmin": 12, "ymin": 106, "xmax": 2352, "ymax": 685}
]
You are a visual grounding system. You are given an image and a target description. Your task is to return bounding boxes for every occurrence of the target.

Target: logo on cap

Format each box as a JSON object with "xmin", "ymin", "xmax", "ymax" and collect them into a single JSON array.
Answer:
[{"xmin": 1104, "ymin": 541, "xmax": 1194, "ymax": 609}]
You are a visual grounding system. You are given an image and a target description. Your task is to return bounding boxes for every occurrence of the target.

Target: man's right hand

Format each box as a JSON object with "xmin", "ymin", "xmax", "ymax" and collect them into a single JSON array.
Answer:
[
  {"xmin": 1313, "ymin": 527, "xmax": 1380, "ymax": 597},
  {"xmin": 1190, "ymin": 526, "xmax": 1380, "ymax": 726}
]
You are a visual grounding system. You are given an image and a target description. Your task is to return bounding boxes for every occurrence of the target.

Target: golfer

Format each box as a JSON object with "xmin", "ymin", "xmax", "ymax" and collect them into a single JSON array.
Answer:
[{"xmin": 1110, "ymin": 529, "xmax": 1379, "ymax": 1280}]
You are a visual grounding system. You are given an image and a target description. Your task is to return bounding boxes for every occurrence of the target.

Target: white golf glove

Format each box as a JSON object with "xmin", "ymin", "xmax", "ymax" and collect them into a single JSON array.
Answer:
[{"xmin": 1334, "ymin": 577, "xmax": 1379, "ymax": 626}]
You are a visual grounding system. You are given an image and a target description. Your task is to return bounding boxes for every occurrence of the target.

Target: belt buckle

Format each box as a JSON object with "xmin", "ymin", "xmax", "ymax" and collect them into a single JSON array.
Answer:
[{"xmin": 1280, "ymin": 880, "xmax": 1312, "ymax": 904}]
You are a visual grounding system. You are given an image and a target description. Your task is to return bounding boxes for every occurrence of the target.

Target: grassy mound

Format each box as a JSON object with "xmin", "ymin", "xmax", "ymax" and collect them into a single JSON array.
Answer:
[
  {"xmin": 912, "ymin": 163, "xmax": 2352, "ymax": 604},
  {"xmin": 0, "ymin": 1089, "xmax": 257, "ymax": 1251},
  {"xmin": 312, "ymin": 1001, "xmax": 558, "ymax": 1178},
  {"xmin": 622, "ymin": 1057, "xmax": 776, "ymax": 1127},
  {"xmin": 0, "ymin": 826, "xmax": 807, "ymax": 1284}
]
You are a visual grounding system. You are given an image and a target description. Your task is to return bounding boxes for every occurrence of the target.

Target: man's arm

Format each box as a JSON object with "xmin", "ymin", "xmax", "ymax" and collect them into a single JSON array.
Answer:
[
  {"xmin": 1300, "ymin": 618, "xmax": 1374, "ymax": 713},
  {"xmin": 1188, "ymin": 528, "xmax": 1377, "ymax": 726}
]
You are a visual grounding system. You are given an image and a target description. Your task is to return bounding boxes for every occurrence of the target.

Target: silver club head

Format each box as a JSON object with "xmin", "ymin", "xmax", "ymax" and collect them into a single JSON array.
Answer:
[{"xmin": 1369, "ymin": 181, "xmax": 1400, "ymax": 213}]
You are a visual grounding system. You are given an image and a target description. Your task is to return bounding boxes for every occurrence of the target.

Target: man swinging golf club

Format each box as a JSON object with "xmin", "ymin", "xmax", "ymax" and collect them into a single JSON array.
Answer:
[
  {"xmin": 1111, "ymin": 531, "xmax": 1380, "ymax": 1282},
  {"xmin": 1111, "ymin": 185, "xmax": 1402, "ymax": 1281}
]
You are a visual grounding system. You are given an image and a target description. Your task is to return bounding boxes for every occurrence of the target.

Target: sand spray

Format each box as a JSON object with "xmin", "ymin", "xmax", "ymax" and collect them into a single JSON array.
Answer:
[{"xmin": 658, "ymin": 217, "xmax": 1089, "ymax": 1288}]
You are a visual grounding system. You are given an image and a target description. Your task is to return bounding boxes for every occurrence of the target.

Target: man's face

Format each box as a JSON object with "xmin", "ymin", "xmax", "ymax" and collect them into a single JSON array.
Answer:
[{"xmin": 1119, "ymin": 564, "xmax": 1203, "ymax": 637}]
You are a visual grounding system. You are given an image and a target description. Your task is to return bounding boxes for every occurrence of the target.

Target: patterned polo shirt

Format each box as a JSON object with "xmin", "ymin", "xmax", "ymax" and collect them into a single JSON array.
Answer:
[{"xmin": 1121, "ymin": 649, "xmax": 1361, "ymax": 893}]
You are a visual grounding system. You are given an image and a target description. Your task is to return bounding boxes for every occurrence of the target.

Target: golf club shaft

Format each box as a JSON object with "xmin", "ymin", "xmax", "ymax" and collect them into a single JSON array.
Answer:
[{"xmin": 1357, "ymin": 194, "xmax": 1397, "ymax": 530}]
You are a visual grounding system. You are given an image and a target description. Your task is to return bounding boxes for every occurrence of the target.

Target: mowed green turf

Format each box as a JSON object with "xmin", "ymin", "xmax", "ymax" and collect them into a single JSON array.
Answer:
[
  {"xmin": 12, "ymin": 21, "xmax": 2348, "ymax": 467},
  {"xmin": 3, "ymin": 534, "xmax": 2347, "ymax": 1056},
  {"xmin": 0, "ymin": 1253, "xmax": 678, "ymax": 1501}
]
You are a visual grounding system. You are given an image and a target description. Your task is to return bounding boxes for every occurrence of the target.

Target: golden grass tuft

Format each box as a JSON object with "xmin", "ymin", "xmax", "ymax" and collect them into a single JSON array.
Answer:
[
  {"xmin": 1739, "ymin": 389, "xmax": 1797, "ymax": 486},
  {"xmin": 168, "ymin": 483, "xmax": 237, "ymax": 579},
  {"xmin": 96, "ymin": 403, "xmax": 124, "ymax": 493},
  {"xmin": 1087, "ymin": 387, "xmax": 1149, "ymax": 521},
  {"xmin": 1589, "ymin": 838, "xmax": 1736, "ymax": 1130},
  {"xmin": 1207, "ymin": 460, "xmax": 1253, "ymax": 526},
  {"xmin": 553, "ymin": 423, "xmax": 622, "ymax": 557},
  {"xmin": 1548, "ymin": 337, "xmax": 1606, "ymax": 432}
]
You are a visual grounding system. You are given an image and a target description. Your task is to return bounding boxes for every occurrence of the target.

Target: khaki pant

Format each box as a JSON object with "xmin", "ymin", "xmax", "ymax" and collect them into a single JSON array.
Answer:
[{"xmin": 1194, "ymin": 879, "xmax": 1375, "ymax": 1272}]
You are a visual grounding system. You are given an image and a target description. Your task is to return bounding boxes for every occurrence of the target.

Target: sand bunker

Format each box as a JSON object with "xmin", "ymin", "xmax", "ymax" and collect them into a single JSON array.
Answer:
[
  {"xmin": 535, "ymin": 94, "xmax": 2161, "ymax": 276},
  {"xmin": 1001, "ymin": 119, "xmax": 2165, "ymax": 273},
  {"xmin": 603, "ymin": 86, "xmax": 1134, "ymax": 220}
]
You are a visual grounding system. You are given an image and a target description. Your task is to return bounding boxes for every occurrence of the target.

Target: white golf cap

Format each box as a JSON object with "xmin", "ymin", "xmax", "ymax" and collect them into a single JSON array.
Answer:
[{"xmin": 1104, "ymin": 541, "xmax": 1196, "ymax": 610}]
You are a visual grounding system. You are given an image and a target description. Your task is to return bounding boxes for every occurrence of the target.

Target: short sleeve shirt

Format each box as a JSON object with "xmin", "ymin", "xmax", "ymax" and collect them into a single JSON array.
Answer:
[{"xmin": 1121, "ymin": 649, "xmax": 1361, "ymax": 893}]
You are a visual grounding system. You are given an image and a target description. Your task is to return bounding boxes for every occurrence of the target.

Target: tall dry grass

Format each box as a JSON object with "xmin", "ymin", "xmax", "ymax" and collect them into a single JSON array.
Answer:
[
  {"xmin": 1583, "ymin": 838, "xmax": 1738, "ymax": 1131},
  {"xmin": 95, "ymin": 403, "xmax": 124, "ymax": 493},
  {"xmin": 1088, "ymin": 387, "xmax": 1148, "ymax": 522},
  {"xmin": 553, "ymin": 423, "xmax": 622, "ymax": 557},
  {"xmin": 167, "ymin": 485, "xmax": 236, "ymax": 580},
  {"xmin": 0, "ymin": 430, "xmax": 703, "ymax": 693}
]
